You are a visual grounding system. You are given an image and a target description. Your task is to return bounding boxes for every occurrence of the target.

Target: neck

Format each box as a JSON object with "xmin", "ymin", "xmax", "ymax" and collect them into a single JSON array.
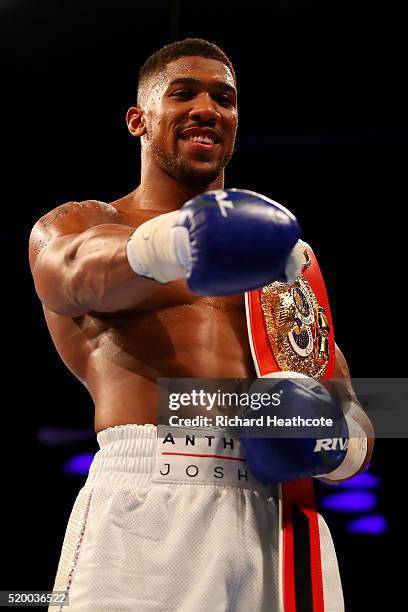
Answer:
[{"xmin": 132, "ymin": 158, "xmax": 225, "ymax": 212}]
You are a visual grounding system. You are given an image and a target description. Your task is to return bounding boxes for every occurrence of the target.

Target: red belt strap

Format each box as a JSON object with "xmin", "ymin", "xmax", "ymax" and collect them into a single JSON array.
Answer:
[{"xmin": 244, "ymin": 243, "xmax": 335, "ymax": 612}]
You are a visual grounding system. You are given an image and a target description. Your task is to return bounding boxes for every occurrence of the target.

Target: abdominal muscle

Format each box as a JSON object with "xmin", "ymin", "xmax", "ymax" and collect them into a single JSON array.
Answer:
[{"xmin": 43, "ymin": 281, "xmax": 256, "ymax": 433}]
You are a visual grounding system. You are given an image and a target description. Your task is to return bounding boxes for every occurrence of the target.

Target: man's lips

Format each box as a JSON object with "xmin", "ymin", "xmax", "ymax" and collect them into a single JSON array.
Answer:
[
  {"xmin": 177, "ymin": 127, "xmax": 223, "ymax": 157},
  {"xmin": 179, "ymin": 127, "xmax": 222, "ymax": 144},
  {"xmin": 179, "ymin": 138, "xmax": 221, "ymax": 152}
]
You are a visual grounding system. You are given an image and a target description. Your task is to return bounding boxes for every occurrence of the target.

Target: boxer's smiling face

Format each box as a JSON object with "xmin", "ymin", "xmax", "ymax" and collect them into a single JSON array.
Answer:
[{"xmin": 140, "ymin": 56, "xmax": 238, "ymax": 186}]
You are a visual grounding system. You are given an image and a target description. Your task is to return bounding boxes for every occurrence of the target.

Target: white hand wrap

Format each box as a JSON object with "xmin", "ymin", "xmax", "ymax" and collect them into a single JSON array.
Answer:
[
  {"xmin": 319, "ymin": 407, "xmax": 368, "ymax": 481},
  {"xmin": 126, "ymin": 211, "xmax": 191, "ymax": 283}
]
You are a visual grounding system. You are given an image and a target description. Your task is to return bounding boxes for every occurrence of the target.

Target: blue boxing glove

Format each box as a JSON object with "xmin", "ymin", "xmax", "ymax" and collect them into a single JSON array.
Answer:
[
  {"xmin": 126, "ymin": 189, "xmax": 303, "ymax": 294},
  {"xmin": 240, "ymin": 373, "xmax": 353, "ymax": 484},
  {"xmin": 173, "ymin": 189, "xmax": 301, "ymax": 294}
]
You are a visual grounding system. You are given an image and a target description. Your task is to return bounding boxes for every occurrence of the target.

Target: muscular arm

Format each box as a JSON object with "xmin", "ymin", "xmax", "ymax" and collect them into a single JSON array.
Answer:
[
  {"xmin": 318, "ymin": 344, "xmax": 375, "ymax": 485},
  {"xmin": 29, "ymin": 200, "xmax": 161, "ymax": 317}
]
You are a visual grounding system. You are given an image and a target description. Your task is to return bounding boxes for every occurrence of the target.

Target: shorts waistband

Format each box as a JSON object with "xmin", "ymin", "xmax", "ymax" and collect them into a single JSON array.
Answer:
[{"xmin": 87, "ymin": 424, "xmax": 276, "ymax": 495}]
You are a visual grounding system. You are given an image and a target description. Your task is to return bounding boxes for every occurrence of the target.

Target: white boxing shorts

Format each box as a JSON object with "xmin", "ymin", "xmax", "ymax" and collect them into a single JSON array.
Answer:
[{"xmin": 50, "ymin": 424, "xmax": 344, "ymax": 611}]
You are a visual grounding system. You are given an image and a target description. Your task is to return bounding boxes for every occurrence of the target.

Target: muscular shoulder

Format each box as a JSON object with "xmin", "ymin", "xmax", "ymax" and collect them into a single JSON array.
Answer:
[
  {"xmin": 29, "ymin": 199, "xmax": 120, "ymax": 271},
  {"xmin": 31, "ymin": 199, "xmax": 120, "ymax": 239}
]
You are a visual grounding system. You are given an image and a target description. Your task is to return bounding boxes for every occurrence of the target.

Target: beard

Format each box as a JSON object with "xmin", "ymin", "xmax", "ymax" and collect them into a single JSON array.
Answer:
[{"xmin": 148, "ymin": 137, "xmax": 235, "ymax": 187}]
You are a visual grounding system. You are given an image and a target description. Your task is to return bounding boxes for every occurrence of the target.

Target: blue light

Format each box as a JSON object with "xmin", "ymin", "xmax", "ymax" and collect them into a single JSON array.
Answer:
[
  {"xmin": 319, "ymin": 472, "xmax": 380, "ymax": 489},
  {"xmin": 63, "ymin": 453, "xmax": 94, "ymax": 475},
  {"xmin": 346, "ymin": 515, "xmax": 388, "ymax": 534},
  {"xmin": 38, "ymin": 426, "xmax": 94, "ymax": 446},
  {"xmin": 319, "ymin": 491, "xmax": 378, "ymax": 513}
]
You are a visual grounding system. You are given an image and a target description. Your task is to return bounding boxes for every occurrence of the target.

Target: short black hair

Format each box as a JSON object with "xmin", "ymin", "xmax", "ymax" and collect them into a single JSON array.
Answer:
[{"xmin": 137, "ymin": 38, "xmax": 236, "ymax": 105}]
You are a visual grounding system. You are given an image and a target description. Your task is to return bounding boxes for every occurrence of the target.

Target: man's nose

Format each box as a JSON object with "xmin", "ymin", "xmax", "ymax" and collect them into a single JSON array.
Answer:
[{"xmin": 188, "ymin": 93, "xmax": 221, "ymax": 124}]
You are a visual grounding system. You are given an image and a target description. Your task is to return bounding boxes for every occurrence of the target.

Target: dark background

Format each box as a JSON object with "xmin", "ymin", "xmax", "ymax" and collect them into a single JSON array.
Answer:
[{"xmin": 1, "ymin": 1, "xmax": 405, "ymax": 610}]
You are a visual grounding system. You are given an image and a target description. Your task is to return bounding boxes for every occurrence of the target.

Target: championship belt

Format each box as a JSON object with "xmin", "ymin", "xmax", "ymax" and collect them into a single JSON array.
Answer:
[{"xmin": 245, "ymin": 241, "xmax": 335, "ymax": 612}]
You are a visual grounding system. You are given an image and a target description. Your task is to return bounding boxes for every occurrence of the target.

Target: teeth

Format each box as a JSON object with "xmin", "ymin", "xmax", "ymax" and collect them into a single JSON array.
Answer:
[{"xmin": 186, "ymin": 135, "xmax": 215, "ymax": 144}]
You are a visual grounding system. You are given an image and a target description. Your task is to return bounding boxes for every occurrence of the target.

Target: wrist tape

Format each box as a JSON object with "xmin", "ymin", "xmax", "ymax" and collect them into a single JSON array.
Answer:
[
  {"xmin": 126, "ymin": 211, "xmax": 190, "ymax": 283},
  {"xmin": 319, "ymin": 407, "xmax": 368, "ymax": 481}
]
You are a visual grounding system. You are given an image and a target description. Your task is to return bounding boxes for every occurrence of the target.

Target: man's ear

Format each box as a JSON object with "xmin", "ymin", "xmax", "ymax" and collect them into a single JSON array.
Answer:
[{"xmin": 126, "ymin": 106, "xmax": 146, "ymax": 137}]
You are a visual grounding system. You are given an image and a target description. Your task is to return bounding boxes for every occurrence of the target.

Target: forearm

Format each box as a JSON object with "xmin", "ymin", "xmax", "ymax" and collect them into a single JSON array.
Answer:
[{"xmin": 35, "ymin": 223, "xmax": 161, "ymax": 316}]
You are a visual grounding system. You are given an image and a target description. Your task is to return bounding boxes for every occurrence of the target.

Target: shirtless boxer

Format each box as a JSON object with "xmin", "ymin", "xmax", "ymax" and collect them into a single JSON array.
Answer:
[{"xmin": 29, "ymin": 39, "xmax": 374, "ymax": 611}]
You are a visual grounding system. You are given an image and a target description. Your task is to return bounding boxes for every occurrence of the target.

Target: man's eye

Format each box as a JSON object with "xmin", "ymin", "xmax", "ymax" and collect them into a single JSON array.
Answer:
[
  {"xmin": 217, "ymin": 95, "xmax": 234, "ymax": 107},
  {"xmin": 172, "ymin": 90, "xmax": 192, "ymax": 99}
]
